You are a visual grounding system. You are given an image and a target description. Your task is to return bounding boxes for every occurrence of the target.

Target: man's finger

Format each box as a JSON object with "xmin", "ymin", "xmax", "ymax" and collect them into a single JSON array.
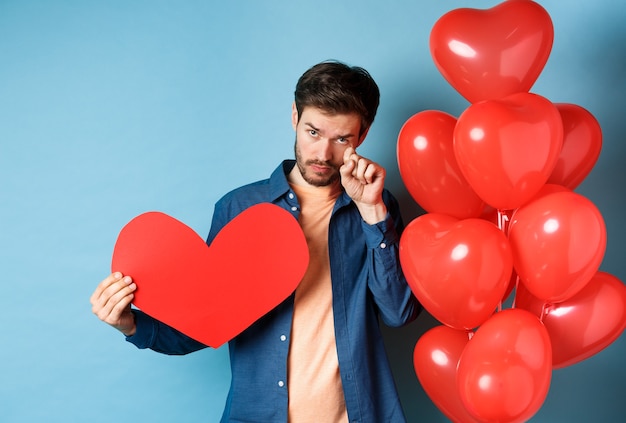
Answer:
[
  {"xmin": 90, "ymin": 273, "xmax": 120, "ymax": 305},
  {"xmin": 343, "ymin": 147, "xmax": 356, "ymax": 163}
]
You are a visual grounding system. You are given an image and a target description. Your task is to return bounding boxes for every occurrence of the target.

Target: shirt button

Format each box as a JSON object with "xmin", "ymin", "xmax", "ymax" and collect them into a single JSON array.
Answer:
[
  {"xmin": 288, "ymin": 192, "xmax": 295, "ymax": 199},
  {"xmin": 278, "ymin": 380, "xmax": 285, "ymax": 387},
  {"xmin": 280, "ymin": 334, "xmax": 287, "ymax": 342},
  {"xmin": 380, "ymin": 242, "xmax": 387, "ymax": 249},
  {"xmin": 291, "ymin": 206, "xmax": 298, "ymax": 211}
]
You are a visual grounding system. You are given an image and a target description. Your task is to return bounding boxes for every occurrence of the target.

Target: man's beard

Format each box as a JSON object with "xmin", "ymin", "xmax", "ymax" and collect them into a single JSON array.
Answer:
[{"xmin": 294, "ymin": 140, "xmax": 340, "ymax": 187}]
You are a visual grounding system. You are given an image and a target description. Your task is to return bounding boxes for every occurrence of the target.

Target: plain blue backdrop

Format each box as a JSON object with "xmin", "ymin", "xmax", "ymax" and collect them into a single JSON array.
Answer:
[{"xmin": 1, "ymin": 1, "xmax": 624, "ymax": 421}]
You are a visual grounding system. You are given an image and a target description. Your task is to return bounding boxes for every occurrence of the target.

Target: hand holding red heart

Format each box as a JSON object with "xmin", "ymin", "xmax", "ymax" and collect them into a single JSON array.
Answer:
[
  {"xmin": 101, "ymin": 203, "xmax": 308, "ymax": 348},
  {"xmin": 91, "ymin": 272, "xmax": 138, "ymax": 336}
]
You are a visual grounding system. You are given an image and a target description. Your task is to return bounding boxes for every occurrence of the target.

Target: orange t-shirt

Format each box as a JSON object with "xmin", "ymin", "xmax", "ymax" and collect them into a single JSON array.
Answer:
[{"xmin": 287, "ymin": 182, "xmax": 348, "ymax": 423}]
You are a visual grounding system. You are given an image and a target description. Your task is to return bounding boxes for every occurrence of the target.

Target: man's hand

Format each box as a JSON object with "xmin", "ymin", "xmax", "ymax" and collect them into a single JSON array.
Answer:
[
  {"xmin": 90, "ymin": 272, "xmax": 137, "ymax": 336},
  {"xmin": 340, "ymin": 147, "xmax": 388, "ymax": 224}
]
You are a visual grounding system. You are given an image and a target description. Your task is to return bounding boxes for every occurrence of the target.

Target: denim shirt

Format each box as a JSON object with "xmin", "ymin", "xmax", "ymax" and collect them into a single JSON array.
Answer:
[{"xmin": 127, "ymin": 160, "xmax": 420, "ymax": 423}]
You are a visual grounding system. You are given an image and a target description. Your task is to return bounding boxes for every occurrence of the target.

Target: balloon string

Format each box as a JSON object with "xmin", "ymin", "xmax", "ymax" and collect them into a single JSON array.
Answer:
[
  {"xmin": 466, "ymin": 330, "xmax": 474, "ymax": 341},
  {"xmin": 539, "ymin": 302, "xmax": 551, "ymax": 323},
  {"xmin": 497, "ymin": 209, "xmax": 511, "ymax": 233},
  {"xmin": 511, "ymin": 275, "xmax": 520, "ymax": 309}
]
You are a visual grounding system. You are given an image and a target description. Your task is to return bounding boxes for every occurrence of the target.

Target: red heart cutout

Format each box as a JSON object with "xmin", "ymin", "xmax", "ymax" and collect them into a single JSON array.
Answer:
[
  {"xmin": 547, "ymin": 103, "xmax": 603, "ymax": 189},
  {"xmin": 516, "ymin": 271, "xmax": 626, "ymax": 369},
  {"xmin": 430, "ymin": 0, "xmax": 554, "ymax": 103},
  {"xmin": 111, "ymin": 203, "xmax": 309, "ymax": 348},
  {"xmin": 413, "ymin": 325, "xmax": 481, "ymax": 423},
  {"xmin": 397, "ymin": 110, "xmax": 485, "ymax": 219},
  {"xmin": 399, "ymin": 213, "xmax": 512, "ymax": 330},
  {"xmin": 454, "ymin": 92, "xmax": 563, "ymax": 210}
]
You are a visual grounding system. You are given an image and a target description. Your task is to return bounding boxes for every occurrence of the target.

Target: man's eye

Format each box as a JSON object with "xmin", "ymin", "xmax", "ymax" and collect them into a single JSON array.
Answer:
[
  {"xmin": 309, "ymin": 130, "xmax": 318, "ymax": 137},
  {"xmin": 337, "ymin": 137, "xmax": 348, "ymax": 144}
]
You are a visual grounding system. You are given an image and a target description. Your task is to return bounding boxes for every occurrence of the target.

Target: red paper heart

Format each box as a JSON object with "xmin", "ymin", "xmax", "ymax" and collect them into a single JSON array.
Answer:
[
  {"xmin": 430, "ymin": 0, "xmax": 554, "ymax": 103},
  {"xmin": 111, "ymin": 203, "xmax": 309, "ymax": 348},
  {"xmin": 399, "ymin": 213, "xmax": 512, "ymax": 330}
]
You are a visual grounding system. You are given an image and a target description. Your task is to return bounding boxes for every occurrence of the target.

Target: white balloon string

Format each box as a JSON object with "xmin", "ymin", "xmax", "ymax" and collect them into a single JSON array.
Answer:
[{"xmin": 497, "ymin": 208, "xmax": 511, "ymax": 233}]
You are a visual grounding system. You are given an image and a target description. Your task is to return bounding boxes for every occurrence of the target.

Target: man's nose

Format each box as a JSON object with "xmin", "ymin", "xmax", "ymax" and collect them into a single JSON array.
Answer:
[{"xmin": 316, "ymin": 139, "xmax": 333, "ymax": 161}]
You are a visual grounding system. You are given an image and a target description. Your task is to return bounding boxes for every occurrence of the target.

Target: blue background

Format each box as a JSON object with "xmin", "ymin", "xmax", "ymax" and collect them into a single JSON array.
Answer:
[{"xmin": 1, "ymin": 1, "xmax": 624, "ymax": 421}]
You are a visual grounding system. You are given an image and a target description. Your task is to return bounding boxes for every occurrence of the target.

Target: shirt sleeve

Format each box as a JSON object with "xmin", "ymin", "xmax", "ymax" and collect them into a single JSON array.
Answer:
[
  {"xmin": 361, "ymin": 194, "xmax": 421, "ymax": 327},
  {"xmin": 125, "ymin": 309, "xmax": 207, "ymax": 355}
]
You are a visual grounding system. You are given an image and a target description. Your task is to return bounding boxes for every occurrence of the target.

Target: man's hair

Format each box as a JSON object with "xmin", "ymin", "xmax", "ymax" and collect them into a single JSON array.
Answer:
[{"xmin": 294, "ymin": 60, "xmax": 380, "ymax": 137}]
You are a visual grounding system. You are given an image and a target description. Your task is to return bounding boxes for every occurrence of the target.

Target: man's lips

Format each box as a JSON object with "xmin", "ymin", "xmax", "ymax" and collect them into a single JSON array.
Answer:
[{"xmin": 310, "ymin": 163, "xmax": 332, "ymax": 173}]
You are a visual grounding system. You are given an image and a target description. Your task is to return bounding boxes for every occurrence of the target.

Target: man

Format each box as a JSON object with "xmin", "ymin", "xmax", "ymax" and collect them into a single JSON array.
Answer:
[{"xmin": 91, "ymin": 60, "xmax": 421, "ymax": 422}]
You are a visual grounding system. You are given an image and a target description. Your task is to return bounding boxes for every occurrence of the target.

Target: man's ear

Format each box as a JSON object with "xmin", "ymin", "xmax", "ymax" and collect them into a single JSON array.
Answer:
[{"xmin": 291, "ymin": 102, "xmax": 298, "ymax": 131}]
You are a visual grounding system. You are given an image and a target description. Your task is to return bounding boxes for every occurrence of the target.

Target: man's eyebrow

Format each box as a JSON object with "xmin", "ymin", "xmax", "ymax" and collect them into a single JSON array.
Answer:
[
  {"xmin": 304, "ymin": 122, "xmax": 356, "ymax": 139},
  {"xmin": 304, "ymin": 122, "xmax": 320, "ymax": 132}
]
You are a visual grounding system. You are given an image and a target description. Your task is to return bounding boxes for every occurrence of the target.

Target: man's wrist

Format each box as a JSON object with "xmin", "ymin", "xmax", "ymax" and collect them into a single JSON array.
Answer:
[
  {"xmin": 357, "ymin": 202, "xmax": 387, "ymax": 225},
  {"xmin": 120, "ymin": 325, "xmax": 137, "ymax": 337}
]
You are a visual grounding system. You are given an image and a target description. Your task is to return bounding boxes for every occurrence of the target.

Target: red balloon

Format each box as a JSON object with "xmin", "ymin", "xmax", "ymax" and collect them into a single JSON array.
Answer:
[
  {"xmin": 547, "ymin": 103, "xmax": 602, "ymax": 189},
  {"xmin": 397, "ymin": 110, "xmax": 485, "ymax": 219},
  {"xmin": 457, "ymin": 309, "xmax": 552, "ymax": 423},
  {"xmin": 515, "ymin": 271, "xmax": 626, "ymax": 369},
  {"xmin": 531, "ymin": 183, "xmax": 571, "ymax": 198},
  {"xmin": 454, "ymin": 92, "xmax": 563, "ymax": 210},
  {"xmin": 400, "ymin": 213, "xmax": 512, "ymax": 330},
  {"xmin": 413, "ymin": 326, "xmax": 481, "ymax": 423},
  {"xmin": 508, "ymin": 191, "xmax": 606, "ymax": 302},
  {"xmin": 507, "ymin": 183, "xmax": 571, "ymax": 231},
  {"xmin": 430, "ymin": 0, "xmax": 554, "ymax": 103}
]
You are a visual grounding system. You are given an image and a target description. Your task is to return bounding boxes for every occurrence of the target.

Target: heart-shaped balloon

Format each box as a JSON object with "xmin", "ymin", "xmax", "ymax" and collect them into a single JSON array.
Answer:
[
  {"xmin": 547, "ymin": 103, "xmax": 603, "ymax": 189},
  {"xmin": 111, "ymin": 203, "xmax": 309, "ymax": 348},
  {"xmin": 399, "ymin": 213, "xmax": 512, "ymax": 330},
  {"xmin": 413, "ymin": 325, "xmax": 481, "ymax": 423},
  {"xmin": 508, "ymin": 190, "xmax": 606, "ymax": 303},
  {"xmin": 397, "ymin": 110, "xmax": 485, "ymax": 219},
  {"xmin": 454, "ymin": 92, "xmax": 563, "ymax": 210},
  {"xmin": 515, "ymin": 271, "xmax": 626, "ymax": 369},
  {"xmin": 430, "ymin": 0, "xmax": 554, "ymax": 103},
  {"xmin": 457, "ymin": 309, "xmax": 552, "ymax": 423},
  {"xmin": 506, "ymin": 183, "xmax": 571, "ymax": 232}
]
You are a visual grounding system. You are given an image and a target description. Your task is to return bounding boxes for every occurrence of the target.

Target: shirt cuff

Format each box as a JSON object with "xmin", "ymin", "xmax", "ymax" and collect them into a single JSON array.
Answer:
[
  {"xmin": 361, "ymin": 213, "xmax": 399, "ymax": 249},
  {"xmin": 125, "ymin": 309, "xmax": 156, "ymax": 349}
]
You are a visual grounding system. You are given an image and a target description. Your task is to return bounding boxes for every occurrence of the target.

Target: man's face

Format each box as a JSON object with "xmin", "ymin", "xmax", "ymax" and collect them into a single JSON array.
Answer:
[{"xmin": 292, "ymin": 105, "xmax": 364, "ymax": 187}]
